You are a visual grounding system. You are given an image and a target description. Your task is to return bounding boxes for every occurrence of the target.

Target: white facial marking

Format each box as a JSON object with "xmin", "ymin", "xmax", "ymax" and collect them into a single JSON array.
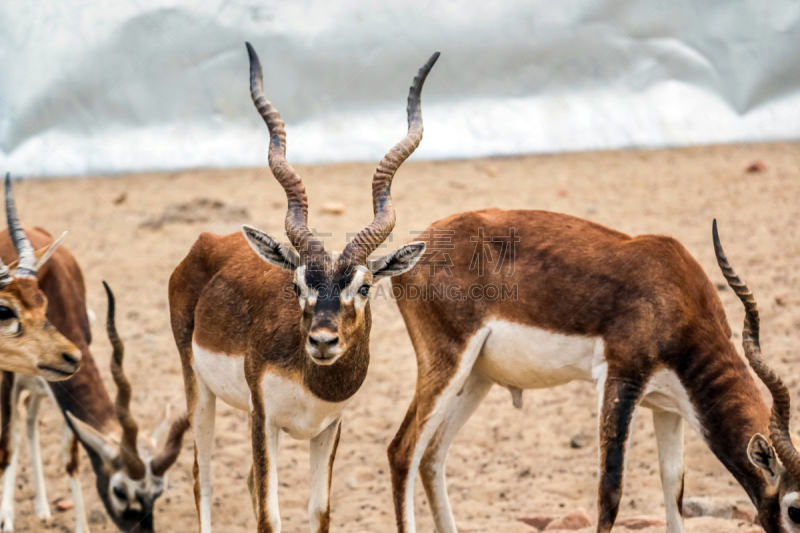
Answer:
[{"xmin": 782, "ymin": 492, "xmax": 800, "ymax": 532}]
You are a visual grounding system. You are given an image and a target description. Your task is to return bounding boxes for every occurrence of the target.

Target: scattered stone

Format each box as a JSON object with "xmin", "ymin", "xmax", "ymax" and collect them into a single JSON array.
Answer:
[
  {"xmin": 775, "ymin": 296, "xmax": 786, "ymax": 306},
  {"xmin": 88, "ymin": 507, "xmax": 107, "ymax": 524},
  {"xmin": 53, "ymin": 497, "xmax": 74, "ymax": 511},
  {"xmin": 519, "ymin": 516, "xmax": 555, "ymax": 530},
  {"xmin": 716, "ymin": 283, "xmax": 728, "ymax": 291},
  {"xmin": 746, "ymin": 160, "xmax": 768, "ymax": 173},
  {"xmin": 570, "ymin": 431, "xmax": 592, "ymax": 449},
  {"xmin": 140, "ymin": 198, "xmax": 249, "ymax": 229},
  {"xmin": 544, "ymin": 509, "xmax": 591, "ymax": 530},
  {"xmin": 345, "ymin": 477, "xmax": 358, "ymax": 489},
  {"xmin": 319, "ymin": 202, "xmax": 345, "ymax": 216},
  {"xmin": 683, "ymin": 496, "xmax": 756, "ymax": 521},
  {"xmin": 112, "ymin": 191, "xmax": 127, "ymax": 205},
  {"xmin": 449, "ymin": 180, "xmax": 467, "ymax": 190},
  {"xmin": 615, "ymin": 516, "xmax": 665, "ymax": 529}
]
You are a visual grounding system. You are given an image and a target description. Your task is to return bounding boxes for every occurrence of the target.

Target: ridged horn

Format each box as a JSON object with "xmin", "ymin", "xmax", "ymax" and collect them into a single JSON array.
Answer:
[
  {"xmin": 5, "ymin": 174, "xmax": 35, "ymax": 278},
  {"xmin": 713, "ymin": 220, "xmax": 800, "ymax": 479},
  {"xmin": 103, "ymin": 281, "xmax": 145, "ymax": 480},
  {"xmin": 150, "ymin": 414, "xmax": 190, "ymax": 477},
  {"xmin": 246, "ymin": 42, "xmax": 323, "ymax": 260},
  {"xmin": 342, "ymin": 51, "xmax": 439, "ymax": 264}
]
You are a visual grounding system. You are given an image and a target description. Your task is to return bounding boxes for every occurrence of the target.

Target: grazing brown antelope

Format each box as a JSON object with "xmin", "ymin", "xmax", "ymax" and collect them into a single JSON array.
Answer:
[
  {"xmin": 387, "ymin": 212, "xmax": 796, "ymax": 533},
  {"xmin": 168, "ymin": 43, "xmax": 436, "ymax": 533},
  {"xmin": 0, "ymin": 174, "xmax": 81, "ymax": 379},
  {"xmin": 0, "ymin": 277, "xmax": 188, "ymax": 533}
]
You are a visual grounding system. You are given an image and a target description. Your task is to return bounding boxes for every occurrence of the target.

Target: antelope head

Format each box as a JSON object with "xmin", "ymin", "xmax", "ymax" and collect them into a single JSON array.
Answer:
[
  {"xmin": 0, "ymin": 173, "xmax": 80, "ymax": 380},
  {"xmin": 241, "ymin": 43, "xmax": 434, "ymax": 365},
  {"xmin": 66, "ymin": 282, "xmax": 189, "ymax": 532},
  {"xmin": 714, "ymin": 220, "xmax": 800, "ymax": 533}
]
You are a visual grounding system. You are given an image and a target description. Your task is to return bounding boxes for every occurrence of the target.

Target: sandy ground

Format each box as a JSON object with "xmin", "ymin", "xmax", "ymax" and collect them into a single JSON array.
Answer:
[{"xmin": 5, "ymin": 141, "xmax": 800, "ymax": 532}]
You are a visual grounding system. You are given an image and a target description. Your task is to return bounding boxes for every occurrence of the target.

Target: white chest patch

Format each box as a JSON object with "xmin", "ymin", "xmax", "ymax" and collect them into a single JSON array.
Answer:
[
  {"xmin": 641, "ymin": 369, "xmax": 701, "ymax": 434},
  {"xmin": 259, "ymin": 373, "xmax": 348, "ymax": 440},
  {"xmin": 475, "ymin": 319, "xmax": 598, "ymax": 389},
  {"xmin": 192, "ymin": 342, "xmax": 348, "ymax": 440}
]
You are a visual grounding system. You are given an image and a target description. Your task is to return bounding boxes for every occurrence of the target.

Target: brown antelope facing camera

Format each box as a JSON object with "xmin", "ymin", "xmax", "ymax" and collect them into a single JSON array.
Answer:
[
  {"xmin": 0, "ymin": 275, "xmax": 188, "ymax": 533},
  {"xmin": 388, "ymin": 211, "xmax": 799, "ymax": 533},
  {"xmin": 0, "ymin": 174, "xmax": 81, "ymax": 379},
  {"xmin": 168, "ymin": 43, "xmax": 436, "ymax": 533}
]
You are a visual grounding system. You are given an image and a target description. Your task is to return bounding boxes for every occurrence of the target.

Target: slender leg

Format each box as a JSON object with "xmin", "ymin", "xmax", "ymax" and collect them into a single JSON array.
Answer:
[
  {"xmin": 308, "ymin": 419, "xmax": 341, "ymax": 533},
  {"xmin": 0, "ymin": 383, "xmax": 21, "ymax": 532},
  {"xmin": 193, "ymin": 376, "xmax": 217, "ymax": 533},
  {"xmin": 61, "ymin": 424, "xmax": 90, "ymax": 533},
  {"xmin": 26, "ymin": 392, "xmax": 50, "ymax": 520},
  {"xmin": 388, "ymin": 327, "xmax": 490, "ymax": 533},
  {"xmin": 652, "ymin": 410, "xmax": 685, "ymax": 533},
  {"xmin": 419, "ymin": 369, "xmax": 493, "ymax": 533},
  {"xmin": 596, "ymin": 374, "xmax": 645, "ymax": 533},
  {"xmin": 250, "ymin": 389, "xmax": 281, "ymax": 533}
]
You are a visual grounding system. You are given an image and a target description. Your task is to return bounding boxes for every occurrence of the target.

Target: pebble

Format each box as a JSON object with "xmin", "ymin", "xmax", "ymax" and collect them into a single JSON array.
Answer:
[
  {"xmin": 319, "ymin": 202, "xmax": 345, "ymax": 215},
  {"xmin": 54, "ymin": 497, "xmax": 74, "ymax": 511},
  {"xmin": 519, "ymin": 515, "xmax": 555, "ymax": 529},
  {"xmin": 544, "ymin": 509, "xmax": 592, "ymax": 530},
  {"xmin": 615, "ymin": 516, "xmax": 665, "ymax": 529}
]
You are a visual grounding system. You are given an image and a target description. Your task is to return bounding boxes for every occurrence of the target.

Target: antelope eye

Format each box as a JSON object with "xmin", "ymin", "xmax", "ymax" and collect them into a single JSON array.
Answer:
[
  {"xmin": 0, "ymin": 306, "xmax": 16, "ymax": 321},
  {"xmin": 789, "ymin": 506, "xmax": 800, "ymax": 524},
  {"xmin": 112, "ymin": 486, "xmax": 127, "ymax": 501},
  {"xmin": 358, "ymin": 284, "xmax": 370, "ymax": 297}
]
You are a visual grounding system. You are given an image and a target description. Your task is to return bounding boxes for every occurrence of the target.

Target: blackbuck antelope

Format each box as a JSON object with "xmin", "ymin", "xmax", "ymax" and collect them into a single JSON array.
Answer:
[
  {"xmin": 388, "ymin": 210, "xmax": 798, "ymax": 533},
  {"xmin": 0, "ymin": 174, "xmax": 81, "ymax": 379},
  {"xmin": 0, "ymin": 278, "xmax": 188, "ymax": 533},
  {"xmin": 168, "ymin": 43, "xmax": 436, "ymax": 533}
]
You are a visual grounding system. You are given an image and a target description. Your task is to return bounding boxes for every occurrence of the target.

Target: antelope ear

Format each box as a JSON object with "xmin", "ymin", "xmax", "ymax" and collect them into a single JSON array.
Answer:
[
  {"xmin": 748, "ymin": 433, "xmax": 782, "ymax": 486},
  {"xmin": 66, "ymin": 411, "xmax": 117, "ymax": 462},
  {"xmin": 8, "ymin": 231, "xmax": 67, "ymax": 273},
  {"xmin": 242, "ymin": 225, "xmax": 300, "ymax": 271},
  {"xmin": 369, "ymin": 242, "xmax": 426, "ymax": 281}
]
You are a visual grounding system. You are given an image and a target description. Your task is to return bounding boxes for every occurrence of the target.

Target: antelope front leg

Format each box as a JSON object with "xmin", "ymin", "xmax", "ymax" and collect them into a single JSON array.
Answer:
[
  {"xmin": 62, "ymin": 424, "xmax": 90, "ymax": 533},
  {"xmin": 26, "ymin": 393, "xmax": 50, "ymax": 520},
  {"xmin": 596, "ymin": 374, "xmax": 645, "ymax": 533},
  {"xmin": 250, "ymin": 393, "xmax": 282, "ymax": 533},
  {"xmin": 653, "ymin": 410, "xmax": 685, "ymax": 533},
  {"xmin": 308, "ymin": 419, "xmax": 341, "ymax": 533},
  {"xmin": 0, "ymin": 383, "xmax": 21, "ymax": 532},
  {"xmin": 193, "ymin": 377, "xmax": 217, "ymax": 533}
]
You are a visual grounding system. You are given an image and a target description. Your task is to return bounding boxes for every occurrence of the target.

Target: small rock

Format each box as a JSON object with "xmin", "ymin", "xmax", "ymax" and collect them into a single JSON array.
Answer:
[
  {"xmin": 345, "ymin": 477, "xmax": 358, "ymax": 489},
  {"xmin": 112, "ymin": 192, "xmax": 127, "ymax": 205},
  {"xmin": 544, "ymin": 509, "xmax": 592, "ymax": 530},
  {"xmin": 88, "ymin": 508, "xmax": 107, "ymax": 524},
  {"xmin": 54, "ymin": 497, "xmax": 74, "ymax": 511},
  {"xmin": 570, "ymin": 431, "xmax": 591, "ymax": 449},
  {"xmin": 615, "ymin": 516, "xmax": 665, "ymax": 529},
  {"xmin": 519, "ymin": 515, "xmax": 555, "ymax": 529},
  {"xmin": 716, "ymin": 283, "xmax": 728, "ymax": 291},
  {"xmin": 319, "ymin": 202, "xmax": 345, "ymax": 216},
  {"xmin": 732, "ymin": 504, "xmax": 757, "ymax": 523},
  {"xmin": 448, "ymin": 180, "xmax": 467, "ymax": 190},
  {"xmin": 746, "ymin": 160, "xmax": 768, "ymax": 173},
  {"xmin": 775, "ymin": 296, "xmax": 786, "ymax": 307}
]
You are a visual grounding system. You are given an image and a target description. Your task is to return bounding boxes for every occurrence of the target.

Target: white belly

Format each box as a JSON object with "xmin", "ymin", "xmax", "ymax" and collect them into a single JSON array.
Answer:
[
  {"xmin": 192, "ymin": 343, "xmax": 251, "ymax": 411},
  {"xmin": 475, "ymin": 319, "xmax": 598, "ymax": 389},
  {"xmin": 192, "ymin": 342, "xmax": 348, "ymax": 440}
]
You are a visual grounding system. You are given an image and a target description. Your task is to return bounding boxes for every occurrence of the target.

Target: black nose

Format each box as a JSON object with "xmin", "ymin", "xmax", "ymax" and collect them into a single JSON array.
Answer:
[
  {"xmin": 62, "ymin": 352, "xmax": 79, "ymax": 366},
  {"xmin": 309, "ymin": 332, "xmax": 339, "ymax": 348}
]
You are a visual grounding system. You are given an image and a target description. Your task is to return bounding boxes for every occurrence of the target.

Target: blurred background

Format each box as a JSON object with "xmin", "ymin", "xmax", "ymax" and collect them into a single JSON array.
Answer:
[{"xmin": 3, "ymin": 0, "xmax": 800, "ymax": 177}]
